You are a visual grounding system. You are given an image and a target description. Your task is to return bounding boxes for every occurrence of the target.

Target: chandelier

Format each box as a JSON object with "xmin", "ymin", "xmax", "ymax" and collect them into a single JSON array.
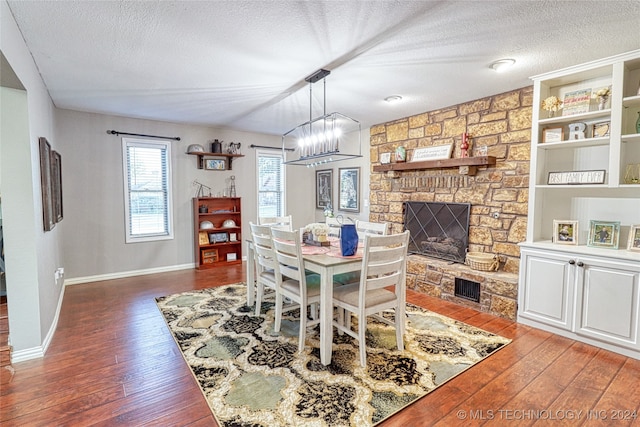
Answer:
[{"xmin": 282, "ymin": 69, "xmax": 362, "ymax": 167}]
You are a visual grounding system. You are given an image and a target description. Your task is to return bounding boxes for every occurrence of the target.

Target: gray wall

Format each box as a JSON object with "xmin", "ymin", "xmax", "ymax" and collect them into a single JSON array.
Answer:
[
  {"xmin": 56, "ymin": 108, "xmax": 319, "ymax": 281},
  {"xmin": 1, "ymin": 0, "xmax": 64, "ymax": 358}
]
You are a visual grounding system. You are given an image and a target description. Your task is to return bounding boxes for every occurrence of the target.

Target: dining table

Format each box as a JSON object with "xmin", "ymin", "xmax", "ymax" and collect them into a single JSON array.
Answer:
[{"xmin": 245, "ymin": 237, "xmax": 364, "ymax": 365}]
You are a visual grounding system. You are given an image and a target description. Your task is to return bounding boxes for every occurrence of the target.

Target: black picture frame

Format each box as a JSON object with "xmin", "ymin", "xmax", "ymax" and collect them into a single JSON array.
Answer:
[
  {"xmin": 339, "ymin": 167, "xmax": 360, "ymax": 212},
  {"xmin": 52, "ymin": 150, "xmax": 63, "ymax": 223},
  {"xmin": 39, "ymin": 137, "xmax": 55, "ymax": 231},
  {"xmin": 316, "ymin": 169, "xmax": 332, "ymax": 209}
]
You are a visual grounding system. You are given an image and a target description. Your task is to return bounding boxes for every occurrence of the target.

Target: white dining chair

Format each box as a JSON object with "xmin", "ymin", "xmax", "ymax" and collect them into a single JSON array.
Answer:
[
  {"xmin": 325, "ymin": 216, "xmax": 341, "ymax": 238},
  {"xmin": 258, "ymin": 215, "xmax": 293, "ymax": 231},
  {"xmin": 250, "ymin": 222, "xmax": 279, "ymax": 316},
  {"xmin": 332, "ymin": 230, "xmax": 410, "ymax": 367},
  {"xmin": 355, "ymin": 219, "xmax": 389, "ymax": 239},
  {"xmin": 270, "ymin": 228, "xmax": 324, "ymax": 353}
]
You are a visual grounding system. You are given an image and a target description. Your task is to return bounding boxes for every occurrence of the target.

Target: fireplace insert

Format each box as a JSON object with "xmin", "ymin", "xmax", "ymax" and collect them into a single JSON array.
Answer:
[{"xmin": 403, "ymin": 202, "xmax": 470, "ymax": 263}]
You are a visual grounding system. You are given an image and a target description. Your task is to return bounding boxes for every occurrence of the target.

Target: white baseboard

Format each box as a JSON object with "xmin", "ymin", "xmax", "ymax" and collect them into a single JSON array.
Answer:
[
  {"xmin": 11, "ymin": 279, "xmax": 65, "ymax": 363},
  {"xmin": 12, "ymin": 345, "xmax": 44, "ymax": 363},
  {"xmin": 64, "ymin": 263, "xmax": 196, "ymax": 286}
]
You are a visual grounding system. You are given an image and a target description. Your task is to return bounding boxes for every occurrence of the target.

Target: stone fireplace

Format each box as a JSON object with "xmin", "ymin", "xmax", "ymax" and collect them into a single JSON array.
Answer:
[{"xmin": 367, "ymin": 87, "xmax": 533, "ymax": 320}]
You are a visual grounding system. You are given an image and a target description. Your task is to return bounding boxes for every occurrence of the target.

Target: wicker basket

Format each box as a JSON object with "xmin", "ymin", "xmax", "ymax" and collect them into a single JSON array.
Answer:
[{"xmin": 465, "ymin": 252, "xmax": 499, "ymax": 271}]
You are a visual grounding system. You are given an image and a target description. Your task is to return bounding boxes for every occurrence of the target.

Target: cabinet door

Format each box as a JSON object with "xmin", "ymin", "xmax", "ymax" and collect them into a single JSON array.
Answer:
[
  {"xmin": 519, "ymin": 249, "xmax": 575, "ymax": 330},
  {"xmin": 575, "ymin": 257, "xmax": 640, "ymax": 349}
]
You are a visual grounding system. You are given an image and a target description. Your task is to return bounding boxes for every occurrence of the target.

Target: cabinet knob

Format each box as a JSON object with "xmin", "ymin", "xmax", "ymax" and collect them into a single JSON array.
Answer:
[
  {"xmin": 577, "ymin": 261, "xmax": 584, "ymax": 267},
  {"xmin": 568, "ymin": 259, "xmax": 575, "ymax": 265}
]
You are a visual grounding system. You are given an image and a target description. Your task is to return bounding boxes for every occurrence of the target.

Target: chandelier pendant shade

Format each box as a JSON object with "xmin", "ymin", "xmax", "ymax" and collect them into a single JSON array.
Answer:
[{"xmin": 282, "ymin": 69, "xmax": 362, "ymax": 167}]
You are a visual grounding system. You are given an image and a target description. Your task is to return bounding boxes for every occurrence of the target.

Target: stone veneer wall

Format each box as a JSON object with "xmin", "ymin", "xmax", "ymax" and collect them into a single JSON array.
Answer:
[{"xmin": 368, "ymin": 87, "xmax": 533, "ymax": 320}]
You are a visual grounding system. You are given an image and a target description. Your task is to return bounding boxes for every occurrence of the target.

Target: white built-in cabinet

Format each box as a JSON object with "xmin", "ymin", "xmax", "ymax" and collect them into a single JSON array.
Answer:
[
  {"xmin": 519, "ymin": 49, "xmax": 640, "ymax": 360},
  {"xmin": 519, "ymin": 245, "xmax": 640, "ymax": 358}
]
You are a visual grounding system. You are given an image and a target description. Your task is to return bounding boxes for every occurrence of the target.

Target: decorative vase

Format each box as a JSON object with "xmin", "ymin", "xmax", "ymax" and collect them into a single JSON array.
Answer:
[
  {"xmin": 636, "ymin": 112, "xmax": 640, "ymax": 134},
  {"xmin": 340, "ymin": 223, "xmax": 358, "ymax": 256},
  {"xmin": 547, "ymin": 110, "xmax": 555, "ymax": 118},
  {"xmin": 598, "ymin": 96, "xmax": 608, "ymax": 111}
]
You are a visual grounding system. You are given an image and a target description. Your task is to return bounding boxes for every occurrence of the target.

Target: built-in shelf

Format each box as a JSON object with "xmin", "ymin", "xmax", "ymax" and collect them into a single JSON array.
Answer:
[
  {"xmin": 372, "ymin": 156, "xmax": 496, "ymax": 172},
  {"xmin": 187, "ymin": 152, "xmax": 244, "ymax": 170}
]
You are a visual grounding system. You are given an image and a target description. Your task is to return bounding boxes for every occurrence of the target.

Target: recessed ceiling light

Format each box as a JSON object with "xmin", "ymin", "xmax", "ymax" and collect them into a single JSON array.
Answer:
[
  {"xmin": 490, "ymin": 59, "xmax": 516, "ymax": 73},
  {"xmin": 384, "ymin": 95, "xmax": 403, "ymax": 103}
]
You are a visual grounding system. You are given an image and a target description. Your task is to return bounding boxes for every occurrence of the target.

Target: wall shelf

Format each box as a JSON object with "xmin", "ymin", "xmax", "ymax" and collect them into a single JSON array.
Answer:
[
  {"xmin": 372, "ymin": 156, "xmax": 496, "ymax": 172},
  {"xmin": 187, "ymin": 152, "xmax": 244, "ymax": 170}
]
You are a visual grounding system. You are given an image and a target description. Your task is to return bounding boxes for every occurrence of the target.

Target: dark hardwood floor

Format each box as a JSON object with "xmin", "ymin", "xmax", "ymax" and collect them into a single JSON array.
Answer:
[{"xmin": 1, "ymin": 264, "xmax": 639, "ymax": 426}]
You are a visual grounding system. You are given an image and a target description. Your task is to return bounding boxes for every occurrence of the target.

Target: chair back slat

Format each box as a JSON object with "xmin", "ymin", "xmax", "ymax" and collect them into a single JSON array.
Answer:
[
  {"xmin": 259, "ymin": 215, "xmax": 293, "ymax": 231},
  {"xmin": 271, "ymin": 228, "xmax": 306, "ymax": 285},
  {"xmin": 360, "ymin": 230, "xmax": 410, "ymax": 299},
  {"xmin": 250, "ymin": 223, "xmax": 278, "ymax": 271},
  {"xmin": 355, "ymin": 220, "xmax": 389, "ymax": 238}
]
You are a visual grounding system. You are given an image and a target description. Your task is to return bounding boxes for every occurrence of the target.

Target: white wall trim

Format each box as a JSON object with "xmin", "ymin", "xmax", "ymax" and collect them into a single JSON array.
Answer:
[
  {"xmin": 12, "ymin": 346, "xmax": 44, "ymax": 363},
  {"xmin": 64, "ymin": 263, "xmax": 195, "ymax": 286},
  {"xmin": 13, "ymin": 283, "xmax": 64, "ymax": 362}
]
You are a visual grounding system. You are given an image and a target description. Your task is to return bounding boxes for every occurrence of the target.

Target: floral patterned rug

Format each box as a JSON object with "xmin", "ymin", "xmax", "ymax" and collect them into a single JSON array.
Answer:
[{"xmin": 155, "ymin": 284, "xmax": 510, "ymax": 427}]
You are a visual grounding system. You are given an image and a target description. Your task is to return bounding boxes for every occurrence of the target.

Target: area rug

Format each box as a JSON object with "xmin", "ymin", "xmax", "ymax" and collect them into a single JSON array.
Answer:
[{"xmin": 156, "ymin": 284, "xmax": 510, "ymax": 427}]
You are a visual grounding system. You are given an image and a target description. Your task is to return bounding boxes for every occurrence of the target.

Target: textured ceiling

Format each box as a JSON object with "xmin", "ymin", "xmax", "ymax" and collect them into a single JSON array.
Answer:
[{"xmin": 6, "ymin": 0, "xmax": 640, "ymax": 136}]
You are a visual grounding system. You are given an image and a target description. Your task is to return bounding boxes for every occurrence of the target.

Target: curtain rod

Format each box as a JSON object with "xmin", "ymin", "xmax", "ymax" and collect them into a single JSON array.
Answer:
[
  {"xmin": 250, "ymin": 144, "xmax": 294, "ymax": 152},
  {"xmin": 106, "ymin": 130, "xmax": 181, "ymax": 141}
]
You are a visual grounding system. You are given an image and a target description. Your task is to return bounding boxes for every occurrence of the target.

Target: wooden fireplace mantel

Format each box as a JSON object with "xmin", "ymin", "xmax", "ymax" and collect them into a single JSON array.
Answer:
[{"xmin": 372, "ymin": 156, "xmax": 496, "ymax": 173}]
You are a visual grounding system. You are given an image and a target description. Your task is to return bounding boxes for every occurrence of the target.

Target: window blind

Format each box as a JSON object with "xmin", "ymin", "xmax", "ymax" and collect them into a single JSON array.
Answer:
[
  {"xmin": 122, "ymin": 138, "xmax": 173, "ymax": 242},
  {"xmin": 257, "ymin": 152, "xmax": 285, "ymax": 218}
]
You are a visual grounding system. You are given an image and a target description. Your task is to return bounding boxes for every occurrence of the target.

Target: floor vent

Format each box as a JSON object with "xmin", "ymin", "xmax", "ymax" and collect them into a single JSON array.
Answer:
[{"xmin": 454, "ymin": 277, "xmax": 480, "ymax": 303}]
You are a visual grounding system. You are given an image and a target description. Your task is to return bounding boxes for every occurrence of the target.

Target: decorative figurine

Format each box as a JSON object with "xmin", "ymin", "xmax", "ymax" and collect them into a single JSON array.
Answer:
[{"xmin": 461, "ymin": 133, "xmax": 470, "ymax": 158}]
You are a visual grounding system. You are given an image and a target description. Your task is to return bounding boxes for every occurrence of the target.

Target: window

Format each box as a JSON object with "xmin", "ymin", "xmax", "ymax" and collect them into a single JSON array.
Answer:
[
  {"xmin": 122, "ymin": 138, "xmax": 173, "ymax": 243},
  {"xmin": 256, "ymin": 150, "xmax": 285, "ymax": 217}
]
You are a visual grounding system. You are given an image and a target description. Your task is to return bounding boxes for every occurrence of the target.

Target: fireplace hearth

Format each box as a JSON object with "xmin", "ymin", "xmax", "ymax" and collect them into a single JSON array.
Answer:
[{"xmin": 403, "ymin": 202, "xmax": 470, "ymax": 263}]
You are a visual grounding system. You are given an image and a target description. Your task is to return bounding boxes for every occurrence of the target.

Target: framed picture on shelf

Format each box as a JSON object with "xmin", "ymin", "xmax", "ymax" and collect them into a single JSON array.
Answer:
[
  {"xmin": 547, "ymin": 170, "xmax": 606, "ymax": 185},
  {"xmin": 553, "ymin": 220, "xmax": 578, "ymax": 245},
  {"xmin": 380, "ymin": 152, "xmax": 391, "ymax": 164},
  {"xmin": 316, "ymin": 169, "xmax": 333, "ymax": 209},
  {"xmin": 542, "ymin": 127, "xmax": 563, "ymax": 143},
  {"xmin": 198, "ymin": 231, "xmax": 209, "ymax": 245},
  {"xmin": 587, "ymin": 220, "xmax": 620, "ymax": 249},
  {"xmin": 562, "ymin": 88, "xmax": 592, "ymax": 116},
  {"xmin": 339, "ymin": 167, "xmax": 360, "ymax": 212},
  {"xmin": 628, "ymin": 225, "xmax": 640, "ymax": 252},
  {"xmin": 204, "ymin": 159, "xmax": 226, "ymax": 170},
  {"xmin": 592, "ymin": 121, "xmax": 611, "ymax": 138},
  {"xmin": 209, "ymin": 232, "xmax": 228, "ymax": 243}
]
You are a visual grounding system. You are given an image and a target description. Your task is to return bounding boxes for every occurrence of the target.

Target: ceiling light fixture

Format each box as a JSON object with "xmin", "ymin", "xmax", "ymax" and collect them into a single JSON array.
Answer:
[
  {"xmin": 384, "ymin": 95, "xmax": 403, "ymax": 103},
  {"xmin": 490, "ymin": 58, "xmax": 516, "ymax": 73},
  {"xmin": 282, "ymin": 69, "xmax": 361, "ymax": 167}
]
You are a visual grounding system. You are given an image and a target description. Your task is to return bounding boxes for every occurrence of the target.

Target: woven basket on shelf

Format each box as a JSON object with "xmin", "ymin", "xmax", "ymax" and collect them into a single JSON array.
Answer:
[{"xmin": 465, "ymin": 252, "xmax": 499, "ymax": 271}]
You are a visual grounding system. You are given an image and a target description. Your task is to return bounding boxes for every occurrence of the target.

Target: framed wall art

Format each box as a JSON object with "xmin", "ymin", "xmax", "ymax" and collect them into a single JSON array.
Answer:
[
  {"xmin": 39, "ymin": 137, "xmax": 55, "ymax": 231},
  {"xmin": 553, "ymin": 220, "xmax": 578, "ymax": 245},
  {"xmin": 204, "ymin": 159, "xmax": 226, "ymax": 170},
  {"xmin": 542, "ymin": 127, "xmax": 563, "ymax": 143},
  {"xmin": 316, "ymin": 169, "xmax": 333, "ymax": 209},
  {"xmin": 587, "ymin": 220, "xmax": 620, "ymax": 249},
  {"xmin": 339, "ymin": 167, "xmax": 360, "ymax": 212},
  {"xmin": 51, "ymin": 150, "xmax": 63, "ymax": 223},
  {"xmin": 627, "ymin": 225, "xmax": 640, "ymax": 252}
]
